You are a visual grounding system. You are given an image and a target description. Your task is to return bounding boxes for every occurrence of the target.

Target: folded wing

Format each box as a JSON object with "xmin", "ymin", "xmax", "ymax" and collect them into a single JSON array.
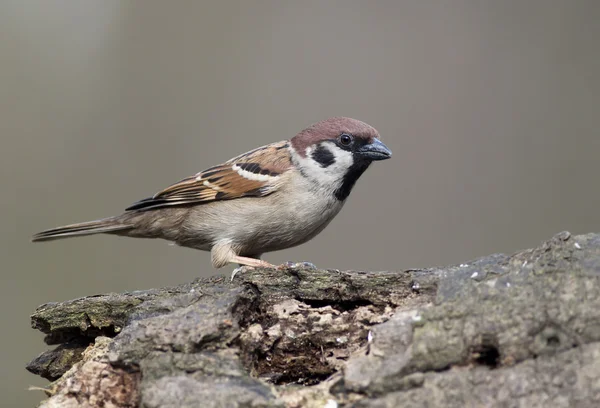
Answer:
[{"xmin": 126, "ymin": 141, "xmax": 292, "ymax": 211}]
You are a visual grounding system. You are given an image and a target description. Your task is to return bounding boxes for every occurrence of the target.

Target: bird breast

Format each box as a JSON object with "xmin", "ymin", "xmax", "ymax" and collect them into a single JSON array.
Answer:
[{"xmin": 181, "ymin": 171, "xmax": 345, "ymax": 254}]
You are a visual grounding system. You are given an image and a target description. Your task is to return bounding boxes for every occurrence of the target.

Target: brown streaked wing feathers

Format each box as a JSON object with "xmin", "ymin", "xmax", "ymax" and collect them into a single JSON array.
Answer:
[{"xmin": 125, "ymin": 141, "xmax": 291, "ymax": 211}]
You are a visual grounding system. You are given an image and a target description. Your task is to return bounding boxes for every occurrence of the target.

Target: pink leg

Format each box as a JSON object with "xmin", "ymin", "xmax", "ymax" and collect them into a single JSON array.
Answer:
[
  {"xmin": 230, "ymin": 256, "xmax": 275, "ymax": 282},
  {"xmin": 231, "ymin": 255, "xmax": 275, "ymax": 268}
]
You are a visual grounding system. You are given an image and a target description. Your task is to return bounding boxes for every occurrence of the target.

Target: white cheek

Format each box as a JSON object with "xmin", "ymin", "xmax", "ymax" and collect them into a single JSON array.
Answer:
[
  {"xmin": 329, "ymin": 147, "xmax": 353, "ymax": 173},
  {"xmin": 293, "ymin": 144, "xmax": 353, "ymax": 189}
]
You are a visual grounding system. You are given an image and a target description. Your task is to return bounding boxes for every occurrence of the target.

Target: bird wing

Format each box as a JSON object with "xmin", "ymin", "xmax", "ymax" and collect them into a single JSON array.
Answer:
[{"xmin": 126, "ymin": 141, "xmax": 292, "ymax": 211}]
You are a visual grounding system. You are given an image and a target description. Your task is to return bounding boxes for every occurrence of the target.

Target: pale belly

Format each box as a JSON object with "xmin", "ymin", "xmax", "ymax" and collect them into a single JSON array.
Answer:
[{"xmin": 178, "ymin": 189, "xmax": 345, "ymax": 255}]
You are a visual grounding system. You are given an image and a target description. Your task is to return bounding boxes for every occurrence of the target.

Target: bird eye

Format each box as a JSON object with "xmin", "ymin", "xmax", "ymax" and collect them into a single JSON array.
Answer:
[{"xmin": 339, "ymin": 133, "xmax": 353, "ymax": 146}]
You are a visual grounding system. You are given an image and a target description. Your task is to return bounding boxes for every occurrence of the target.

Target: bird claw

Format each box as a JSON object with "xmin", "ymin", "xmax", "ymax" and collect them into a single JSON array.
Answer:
[
  {"xmin": 231, "ymin": 266, "xmax": 254, "ymax": 282},
  {"xmin": 279, "ymin": 261, "xmax": 317, "ymax": 270}
]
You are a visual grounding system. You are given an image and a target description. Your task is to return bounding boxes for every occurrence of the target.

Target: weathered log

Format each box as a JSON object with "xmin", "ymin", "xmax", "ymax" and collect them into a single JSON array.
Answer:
[{"xmin": 28, "ymin": 232, "xmax": 600, "ymax": 407}]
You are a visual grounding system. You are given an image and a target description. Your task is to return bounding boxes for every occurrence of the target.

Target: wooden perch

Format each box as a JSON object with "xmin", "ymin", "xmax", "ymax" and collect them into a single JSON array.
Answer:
[{"xmin": 27, "ymin": 231, "xmax": 600, "ymax": 407}]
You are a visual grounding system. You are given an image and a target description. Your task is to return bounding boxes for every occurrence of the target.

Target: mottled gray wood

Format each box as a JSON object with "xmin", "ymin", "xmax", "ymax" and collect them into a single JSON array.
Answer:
[{"xmin": 28, "ymin": 232, "xmax": 600, "ymax": 408}]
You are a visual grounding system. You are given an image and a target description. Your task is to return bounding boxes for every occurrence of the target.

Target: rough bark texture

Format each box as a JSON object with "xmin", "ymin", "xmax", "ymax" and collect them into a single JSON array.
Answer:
[{"xmin": 28, "ymin": 232, "xmax": 600, "ymax": 407}]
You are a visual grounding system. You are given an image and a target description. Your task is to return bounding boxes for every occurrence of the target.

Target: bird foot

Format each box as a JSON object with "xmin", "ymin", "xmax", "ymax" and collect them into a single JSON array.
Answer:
[{"xmin": 278, "ymin": 261, "xmax": 318, "ymax": 270}]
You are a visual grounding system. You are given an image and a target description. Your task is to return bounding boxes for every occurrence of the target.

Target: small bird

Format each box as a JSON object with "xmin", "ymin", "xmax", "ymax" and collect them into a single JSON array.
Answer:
[{"xmin": 32, "ymin": 117, "xmax": 391, "ymax": 271}]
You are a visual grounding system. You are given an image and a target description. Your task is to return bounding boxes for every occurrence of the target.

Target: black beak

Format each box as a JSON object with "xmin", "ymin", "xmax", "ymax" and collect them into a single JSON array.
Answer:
[{"xmin": 357, "ymin": 139, "xmax": 392, "ymax": 161}]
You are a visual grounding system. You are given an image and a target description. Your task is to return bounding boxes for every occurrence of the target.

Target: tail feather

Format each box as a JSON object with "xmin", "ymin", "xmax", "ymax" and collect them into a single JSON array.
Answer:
[{"xmin": 32, "ymin": 218, "xmax": 133, "ymax": 242}]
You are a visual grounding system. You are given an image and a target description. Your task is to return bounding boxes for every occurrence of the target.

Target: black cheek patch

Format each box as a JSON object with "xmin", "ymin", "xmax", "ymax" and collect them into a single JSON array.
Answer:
[{"xmin": 312, "ymin": 145, "xmax": 335, "ymax": 168}]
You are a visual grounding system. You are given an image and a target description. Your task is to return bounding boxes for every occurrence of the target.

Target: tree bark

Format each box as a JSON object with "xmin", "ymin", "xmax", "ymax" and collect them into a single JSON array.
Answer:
[{"xmin": 28, "ymin": 231, "xmax": 600, "ymax": 407}]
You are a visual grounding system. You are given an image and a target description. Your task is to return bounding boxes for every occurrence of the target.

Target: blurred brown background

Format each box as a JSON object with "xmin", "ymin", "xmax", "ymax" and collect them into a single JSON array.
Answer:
[{"xmin": 1, "ymin": 0, "xmax": 599, "ymax": 406}]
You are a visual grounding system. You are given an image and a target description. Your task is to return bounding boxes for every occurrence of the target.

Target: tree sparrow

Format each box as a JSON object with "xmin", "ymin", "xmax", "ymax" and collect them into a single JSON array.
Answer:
[{"xmin": 32, "ymin": 117, "xmax": 392, "ymax": 270}]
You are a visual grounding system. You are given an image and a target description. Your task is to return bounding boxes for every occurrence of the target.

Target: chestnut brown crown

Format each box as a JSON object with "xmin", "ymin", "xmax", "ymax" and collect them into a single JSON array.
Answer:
[{"xmin": 291, "ymin": 117, "xmax": 380, "ymax": 156}]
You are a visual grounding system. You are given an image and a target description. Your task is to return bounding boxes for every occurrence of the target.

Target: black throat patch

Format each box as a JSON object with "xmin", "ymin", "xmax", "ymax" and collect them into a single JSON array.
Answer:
[
  {"xmin": 334, "ymin": 158, "xmax": 371, "ymax": 201},
  {"xmin": 311, "ymin": 145, "xmax": 335, "ymax": 168}
]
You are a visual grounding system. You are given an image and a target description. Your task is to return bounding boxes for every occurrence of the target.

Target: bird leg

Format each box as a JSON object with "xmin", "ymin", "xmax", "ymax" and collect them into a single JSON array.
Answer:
[
  {"xmin": 232, "ymin": 255, "xmax": 275, "ymax": 268},
  {"xmin": 230, "ymin": 255, "xmax": 275, "ymax": 282}
]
